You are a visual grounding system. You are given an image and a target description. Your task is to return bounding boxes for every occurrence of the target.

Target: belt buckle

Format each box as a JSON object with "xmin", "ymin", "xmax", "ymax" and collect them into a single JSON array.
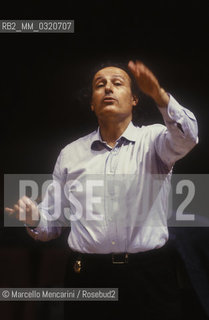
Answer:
[
  {"xmin": 112, "ymin": 253, "xmax": 128, "ymax": 264},
  {"xmin": 73, "ymin": 259, "xmax": 82, "ymax": 273}
]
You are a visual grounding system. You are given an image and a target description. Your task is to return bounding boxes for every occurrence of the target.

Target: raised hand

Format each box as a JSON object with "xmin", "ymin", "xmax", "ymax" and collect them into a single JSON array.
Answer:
[{"xmin": 128, "ymin": 60, "xmax": 169, "ymax": 108}]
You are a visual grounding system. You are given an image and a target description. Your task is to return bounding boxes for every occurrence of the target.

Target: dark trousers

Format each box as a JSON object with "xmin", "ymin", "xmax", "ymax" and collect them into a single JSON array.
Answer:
[{"xmin": 63, "ymin": 243, "xmax": 206, "ymax": 320}]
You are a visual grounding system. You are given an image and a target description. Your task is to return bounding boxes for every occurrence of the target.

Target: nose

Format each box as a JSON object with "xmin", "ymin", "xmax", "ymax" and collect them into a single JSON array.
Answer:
[{"xmin": 105, "ymin": 81, "xmax": 113, "ymax": 93}]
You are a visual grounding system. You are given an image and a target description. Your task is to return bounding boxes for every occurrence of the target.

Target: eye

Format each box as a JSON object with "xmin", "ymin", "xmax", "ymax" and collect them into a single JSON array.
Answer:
[
  {"xmin": 96, "ymin": 83, "xmax": 104, "ymax": 88},
  {"xmin": 114, "ymin": 82, "xmax": 122, "ymax": 86}
]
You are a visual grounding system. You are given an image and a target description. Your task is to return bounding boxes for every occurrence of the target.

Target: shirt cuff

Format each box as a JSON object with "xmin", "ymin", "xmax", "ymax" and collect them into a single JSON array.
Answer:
[{"xmin": 158, "ymin": 93, "xmax": 196, "ymax": 123}]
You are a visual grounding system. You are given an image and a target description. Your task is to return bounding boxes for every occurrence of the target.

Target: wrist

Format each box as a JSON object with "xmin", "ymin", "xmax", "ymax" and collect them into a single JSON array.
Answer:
[
  {"xmin": 153, "ymin": 88, "xmax": 169, "ymax": 108},
  {"xmin": 26, "ymin": 214, "xmax": 40, "ymax": 228}
]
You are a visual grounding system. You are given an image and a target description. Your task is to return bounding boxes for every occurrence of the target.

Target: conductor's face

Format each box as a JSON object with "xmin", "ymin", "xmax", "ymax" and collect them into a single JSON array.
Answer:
[{"xmin": 91, "ymin": 67, "xmax": 137, "ymax": 122}]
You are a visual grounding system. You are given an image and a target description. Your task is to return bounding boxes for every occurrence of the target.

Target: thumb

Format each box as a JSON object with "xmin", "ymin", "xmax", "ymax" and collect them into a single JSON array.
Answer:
[{"xmin": 128, "ymin": 60, "xmax": 136, "ymax": 73}]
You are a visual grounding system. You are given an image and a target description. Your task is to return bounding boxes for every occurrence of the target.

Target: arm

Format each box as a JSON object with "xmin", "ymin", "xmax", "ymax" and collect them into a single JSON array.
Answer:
[
  {"xmin": 128, "ymin": 60, "xmax": 198, "ymax": 168},
  {"xmin": 155, "ymin": 94, "xmax": 198, "ymax": 168},
  {"xmin": 5, "ymin": 150, "xmax": 70, "ymax": 241},
  {"xmin": 26, "ymin": 149, "xmax": 70, "ymax": 241}
]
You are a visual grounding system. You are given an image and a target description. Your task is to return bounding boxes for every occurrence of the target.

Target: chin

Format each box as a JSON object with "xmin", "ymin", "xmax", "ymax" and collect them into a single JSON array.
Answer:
[
  {"xmin": 100, "ymin": 108, "xmax": 119, "ymax": 117},
  {"xmin": 102, "ymin": 104, "xmax": 118, "ymax": 112}
]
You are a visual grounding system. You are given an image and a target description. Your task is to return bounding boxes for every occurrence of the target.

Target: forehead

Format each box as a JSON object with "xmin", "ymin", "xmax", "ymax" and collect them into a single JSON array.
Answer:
[{"xmin": 93, "ymin": 66, "xmax": 131, "ymax": 82}]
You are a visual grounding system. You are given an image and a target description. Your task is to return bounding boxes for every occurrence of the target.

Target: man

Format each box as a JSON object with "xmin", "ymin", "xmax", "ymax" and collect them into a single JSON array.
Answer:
[{"xmin": 5, "ymin": 60, "xmax": 198, "ymax": 319}]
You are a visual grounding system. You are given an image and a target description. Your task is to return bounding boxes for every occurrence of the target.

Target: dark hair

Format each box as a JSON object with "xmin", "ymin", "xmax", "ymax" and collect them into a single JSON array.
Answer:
[{"xmin": 75, "ymin": 59, "xmax": 148, "ymax": 126}]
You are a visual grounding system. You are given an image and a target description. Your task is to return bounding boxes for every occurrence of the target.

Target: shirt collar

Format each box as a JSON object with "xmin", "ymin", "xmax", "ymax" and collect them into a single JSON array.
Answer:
[{"xmin": 91, "ymin": 121, "xmax": 138, "ymax": 150}]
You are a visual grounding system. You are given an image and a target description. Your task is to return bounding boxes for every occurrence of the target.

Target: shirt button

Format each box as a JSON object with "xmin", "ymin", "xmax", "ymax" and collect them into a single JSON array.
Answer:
[
  {"xmin": 112, "ymin": 241, "xmax": 115, "ymax": 245},
  {"xmin": 170, "ymin": 111, "xmax": 175, "ymax": 117}
]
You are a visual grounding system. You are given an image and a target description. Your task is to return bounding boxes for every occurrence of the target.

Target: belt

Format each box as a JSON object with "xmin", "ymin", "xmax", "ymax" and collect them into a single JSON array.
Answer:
[{"xmin": 70, "ymin": 244, "xmax": 172, "ymax": 273}]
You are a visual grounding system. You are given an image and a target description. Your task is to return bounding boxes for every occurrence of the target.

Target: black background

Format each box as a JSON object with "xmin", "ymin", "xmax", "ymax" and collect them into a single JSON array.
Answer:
[
  {"xmin": 0, "ymin": 1, "xmax": 209, "ymax": 318},
  {"xmin": 1, "ymin": 1, "xmax": 208, "ymax": 175}
]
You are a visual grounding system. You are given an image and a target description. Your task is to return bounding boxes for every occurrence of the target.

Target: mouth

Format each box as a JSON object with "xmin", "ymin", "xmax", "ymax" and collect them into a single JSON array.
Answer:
[{"xmin": 103, "ymin": 97, "xmax": 116, "ymax": 103}]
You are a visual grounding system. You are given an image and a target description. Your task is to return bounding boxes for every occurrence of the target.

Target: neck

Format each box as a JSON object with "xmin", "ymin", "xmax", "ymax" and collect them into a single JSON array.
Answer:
[{"xmin": 98, "ymin": 116, "xmax": 132, "ymax": 148}]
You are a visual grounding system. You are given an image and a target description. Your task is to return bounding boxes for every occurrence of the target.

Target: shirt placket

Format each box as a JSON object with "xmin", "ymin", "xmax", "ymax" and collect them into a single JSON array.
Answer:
[{"xmin": 104, "ymin": 143, "xmax": 121, "ymax": 252}]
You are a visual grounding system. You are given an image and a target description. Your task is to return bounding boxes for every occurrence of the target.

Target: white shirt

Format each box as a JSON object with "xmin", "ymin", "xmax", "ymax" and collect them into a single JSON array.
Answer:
[{"xmin": 27, "ymin": 94, "xmax": 198, "ymax": 253}]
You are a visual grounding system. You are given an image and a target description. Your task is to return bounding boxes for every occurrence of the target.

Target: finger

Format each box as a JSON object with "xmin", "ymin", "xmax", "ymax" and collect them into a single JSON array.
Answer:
[
  {"xmin": 18, "ymin": 197, "xmax": 34, "ymax": 210},
  {"xmin": 135, "ymin": 61, "xmax": 156, "ymax": 78},
  {"xmin": 5, "ymin": 207, "xmax": 15, "ymax": 212},
  {"xmin": 5, "ymin": 207, "xmax": 15, "ymax": 215},
  {"xmin": 14, "ymin": 204, "xmax": 20, "ymax": 212},
  {"xmin": 128, "ymin": 61, "xmax": 141, "ymax": 80},
  {"xmin": 18, "ymin": 199, "xmax": 27, "ymax": 211},
  {"xmin": 136, "ymin": 61, "xmax": 158, "ymax": 81},
  {"xmin": 22, "ymin": 196, "xmax": 33, "ymax": 206},
  {"xmin": 135, "ymin": 60, "xmax": 146, "ymax": 67},
  {"xmin": 128, "ymin": 60, "xmax": 136, "ymax": 72},
  {"xmin": 136, "ymin": 62, "xmax": 159, "ymax": 84},
  {"xmin": 144, "ymin": 68, "xmax": 159, "ymax": 86},
  {"xmin": 14, "ymin": 205, "xmax": 27, "ymax": 221},
  {"xmin": 135, "ymin": 61, "xmax": 147, "ymax": 75},
  {"xmin": 29, "ymin": 202, "xmax": 37, "ymax": 211},
  {"xmin": 13, "ymin": 204, "xmax": 21, "ymax": 219},
  {"xmin": 128, "ymin": 60, "xmax": 140, "ymax": 76}
]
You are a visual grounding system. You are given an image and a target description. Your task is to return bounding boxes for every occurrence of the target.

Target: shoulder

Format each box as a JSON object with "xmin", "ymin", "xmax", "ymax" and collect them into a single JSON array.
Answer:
[
  {"xmin": 59, "ymin": 130, "xmax": 96, "ymax": 159},
  {"xmin": 53, "ymin": 130, "xmax": 97, "ymax": 172}
]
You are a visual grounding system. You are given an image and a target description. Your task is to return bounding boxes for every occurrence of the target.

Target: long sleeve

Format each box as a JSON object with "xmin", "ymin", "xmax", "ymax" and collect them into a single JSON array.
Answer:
[
  {"xmin": 154, "ymin": 94, "xmax": 198, "ymax": 169},
  {"xmin": 26, "ymin": 150, "xmax": 70, "ymax": 241}
]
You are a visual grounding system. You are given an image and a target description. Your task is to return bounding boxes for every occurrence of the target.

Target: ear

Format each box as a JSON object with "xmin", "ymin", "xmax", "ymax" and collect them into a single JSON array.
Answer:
[
  {"xmin": 91, "ymin": 104, "xmax": 95, "ymax": 111},
  {"xmin": 132, "ymin": 95, "xmax": 139, "ymax": 107}
]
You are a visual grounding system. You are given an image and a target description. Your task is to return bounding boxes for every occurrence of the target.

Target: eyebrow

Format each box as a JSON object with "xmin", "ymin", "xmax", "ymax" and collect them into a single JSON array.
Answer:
[{"xmin": 94, "ymin": 74, "xmax": 125, "ymax": 83}]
